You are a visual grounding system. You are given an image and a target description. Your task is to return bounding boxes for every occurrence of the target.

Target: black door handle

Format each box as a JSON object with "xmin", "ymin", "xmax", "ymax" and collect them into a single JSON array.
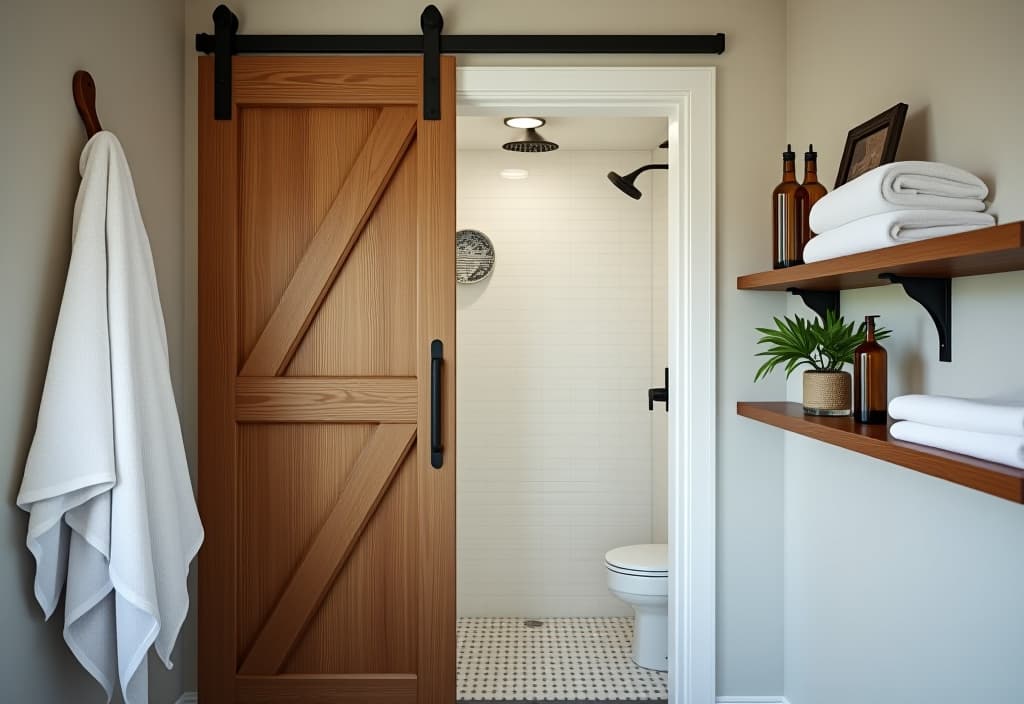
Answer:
[
  {"xmin": 648, "ymin": 367, "xmax": 669, "ymax": 412},
  {"xmin": 430, "ymin": 339, "xmax": 444, "ymax": 468}
]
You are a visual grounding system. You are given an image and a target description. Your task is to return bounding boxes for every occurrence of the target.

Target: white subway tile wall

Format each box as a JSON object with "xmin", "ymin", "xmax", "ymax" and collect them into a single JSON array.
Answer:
[{"xmin": 457, "ymin": 149, "xmax": 667, "ymax": 617}]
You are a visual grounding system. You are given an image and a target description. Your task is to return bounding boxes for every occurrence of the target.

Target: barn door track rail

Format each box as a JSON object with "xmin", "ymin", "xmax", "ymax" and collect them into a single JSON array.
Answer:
[{"xmin": 196, "ymin": 4, "xmax": 726, "ymax": 121}]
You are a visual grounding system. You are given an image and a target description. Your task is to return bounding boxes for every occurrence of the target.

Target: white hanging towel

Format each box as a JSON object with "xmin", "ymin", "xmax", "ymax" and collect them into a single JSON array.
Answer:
[{"xmin": 17, "ymin": 132, "xmax": 203, "ymax": 704}]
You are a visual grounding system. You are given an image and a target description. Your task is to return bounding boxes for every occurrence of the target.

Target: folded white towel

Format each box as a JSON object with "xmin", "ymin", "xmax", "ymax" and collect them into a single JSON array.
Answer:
[
  {"xmin": 802, "ymin": 209, "xmax": 995, "ymax": 263},
  {"xmin": 890, "ymin": 421, "xmax": 1024, "ymax": 470},
  {"xmin": 810, "ymin": 161, "xmax": 988, "ymax": 234},
  {"xmin": 889, "ymin": 395, "xmax": 1024, "ymax": 437}
]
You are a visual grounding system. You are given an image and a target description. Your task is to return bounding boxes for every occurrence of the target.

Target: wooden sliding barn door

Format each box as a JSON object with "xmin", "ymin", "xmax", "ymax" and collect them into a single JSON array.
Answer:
[{"xmin": 198, "ymin": 56, "xmax": 455, "ymax": 703}]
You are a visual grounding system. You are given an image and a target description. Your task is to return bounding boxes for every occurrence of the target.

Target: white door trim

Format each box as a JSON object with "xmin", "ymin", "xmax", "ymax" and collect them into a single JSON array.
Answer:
[{"xmin": 457, "ymin": 66, "xmax": 717, "ymax": 704}]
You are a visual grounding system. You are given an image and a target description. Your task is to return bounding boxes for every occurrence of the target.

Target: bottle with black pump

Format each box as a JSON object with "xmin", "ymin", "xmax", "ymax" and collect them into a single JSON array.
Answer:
[
  {"xmin": 854, "ymin": 315, "xmax": 888, "ymax": 424},
  {"xmin": 801, "ymin": 144, "xmax": 828, "ymax": 237},
  {"xmin": 772, "ymin": 144, "xmax": 809, "ymax": 268}
]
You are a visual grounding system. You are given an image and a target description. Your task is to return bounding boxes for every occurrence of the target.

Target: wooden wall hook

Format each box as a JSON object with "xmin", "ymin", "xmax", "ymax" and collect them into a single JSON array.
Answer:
[{"xmin": 73, "ymin": 70, "xmax": 102, "ymax": 137}]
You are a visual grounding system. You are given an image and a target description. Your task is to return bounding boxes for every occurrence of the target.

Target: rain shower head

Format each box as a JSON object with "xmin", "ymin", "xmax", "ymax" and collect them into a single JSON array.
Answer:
[
  {"xmin": 502, "ymin": 118, "xmax": 559, "ymax": 152},
  {"xmin": 607, "ymin": 163, "xmax": 668, "ymax": 200}
]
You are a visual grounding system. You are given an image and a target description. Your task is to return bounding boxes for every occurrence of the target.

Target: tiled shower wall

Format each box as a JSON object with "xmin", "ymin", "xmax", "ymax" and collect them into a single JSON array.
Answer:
[{"xmin": 456, "ymin": 149, "xmax": 666, "ymax": 617}]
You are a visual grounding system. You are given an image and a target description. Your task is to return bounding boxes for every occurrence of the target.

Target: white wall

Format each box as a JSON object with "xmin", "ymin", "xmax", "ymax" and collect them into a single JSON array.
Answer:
[
  {"xmin": 1, "ymin": 1, "xmax": 187, "ymax": 702},
  {"xmin": 650, "ymin": 148, "xmax": 670, "ymax": 544},
  {"xmin": 456, "ymin": 149, "xmax": 663, "ymax": 617},
  {"xmin": 783, "ymin": 1, "xmax": 1024, "ymax": 702},
  {"xmin": 185, "ymin": 1, "xmax": 789, "ymax": 693}
]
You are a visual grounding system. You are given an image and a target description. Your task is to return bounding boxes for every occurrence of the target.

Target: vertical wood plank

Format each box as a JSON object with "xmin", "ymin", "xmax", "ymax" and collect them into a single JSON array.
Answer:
[
  {"xmin": 198, "ymin": 55, "xmax": 239, "ymax": 703},
  {"xmin": 415, "ymin": 55, "xmax": 457, "ymax": 704}
]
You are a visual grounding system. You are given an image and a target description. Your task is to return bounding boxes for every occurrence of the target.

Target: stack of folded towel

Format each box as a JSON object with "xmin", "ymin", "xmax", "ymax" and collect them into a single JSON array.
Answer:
[
  {"xmin": 803, "ymin": 161, "xmax": 995, "ymax": 263},
  {"xmin": 889, "ymin": 395, "xmax": 1024, "ymax": 469}
]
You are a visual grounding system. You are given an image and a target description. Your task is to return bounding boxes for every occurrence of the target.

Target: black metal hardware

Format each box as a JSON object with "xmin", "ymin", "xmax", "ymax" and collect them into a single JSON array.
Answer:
[
  {"xmin": 196, "ymin": 5, "xmax": 726, "ymax": 121},
  {"xmin": 212, "ymin": 5, "xmax": 238, "ymax": 120},
  {"xmin": 648, "ymin": 368, "xmax": 669, "ymax": 412},
  {"xmin": 787, "ymin": 288, "xmax": 840, "ymax": 320},
  {"xmin": 880, "ymin": 273, "xmax": 952, "ymax": 362},
  {"xmin": 430, "ymin": 339, "xmax": 444, "ymax": 468},
  {"xmin": 421, "ymin": 6, "xmax": 442, "ymax": 120}
]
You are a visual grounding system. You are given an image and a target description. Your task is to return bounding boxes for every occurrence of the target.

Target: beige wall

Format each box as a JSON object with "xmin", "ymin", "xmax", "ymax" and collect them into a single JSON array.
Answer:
[
  {"xmin": 184, "ymin": 0, "xmax": 788, "ymax": 695},
  {"xmin": 784, "ymin": 1, "xmax": 1024, "ymax": 702},
  {"xmin": 0, "ymin": 1, "xmax": 186, "ymax": 702}
]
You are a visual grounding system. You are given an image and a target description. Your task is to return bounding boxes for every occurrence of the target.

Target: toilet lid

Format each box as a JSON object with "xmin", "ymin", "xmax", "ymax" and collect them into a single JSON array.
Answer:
[{"xmin": 605, "ymin": 544, "xmax": 668, "ymax": 574}]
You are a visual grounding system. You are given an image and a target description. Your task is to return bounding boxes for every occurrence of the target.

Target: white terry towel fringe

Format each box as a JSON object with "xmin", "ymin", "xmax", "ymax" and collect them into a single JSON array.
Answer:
[
  {"xmin": 889, "ymin": 394, "xmax": 1024, "ymax": 437},
  {"xmin": 802, "ymin": 209, "xmax": 995, "ymax": 263},
  {"xmin": 17, "ymin": 132, "xmax": 203, "ymax": 704},
  {"xmin": 890, "ymin": 421, "xmax": 1024, "ymax": 470},
  {"xmin": 810, "ymin": 160, "xmax": 988, "ymax": 234}
]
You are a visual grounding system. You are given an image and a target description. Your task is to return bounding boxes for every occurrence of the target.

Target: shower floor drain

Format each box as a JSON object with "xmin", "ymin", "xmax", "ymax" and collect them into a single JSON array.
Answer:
[{"xmin": 523, "ymin": 619, "xmax": 544, "ymax": 628}]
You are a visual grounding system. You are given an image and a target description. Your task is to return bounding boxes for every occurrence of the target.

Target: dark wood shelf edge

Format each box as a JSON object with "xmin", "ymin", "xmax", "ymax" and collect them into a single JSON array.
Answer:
[
  {"xmin": 737, "ymin": 221, "xmax": 1024, "ymax": 291},
  {"xmin": 737, "ymin": 401, "xmax": 1024, "ymax": 503}
]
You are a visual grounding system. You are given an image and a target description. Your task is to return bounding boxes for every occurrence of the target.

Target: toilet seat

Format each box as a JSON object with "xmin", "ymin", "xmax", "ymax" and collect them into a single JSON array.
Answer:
[{"xmin": 605, "ymin": 544, "xmax": 668, "ymax": 577}]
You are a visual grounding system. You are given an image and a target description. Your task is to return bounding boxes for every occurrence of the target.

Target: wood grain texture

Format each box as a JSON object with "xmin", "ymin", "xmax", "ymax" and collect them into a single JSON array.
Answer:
[
  {"xmin": 236, "ymin": 377, "xmax": 417, "ymax": 423},
  {"xmin": 239, "ymin": 106, "xmax": 380, "ymax": 363},
  {"xmin": 236, "ymin": 423, "xmax": 374, "ymax": 657},
  {"xmin": 240, "ymin": 107, "xmax": 417, "ymax": 377},
  {"xmin": 415, "ymin": 55, "xmax": 457, "ymax": 704},
  {"xmin": 737, "ymin": 401, "xmax": 1024, "ymax": 502},
  {"xmin": 236, "ymin": 674, "xmax": 416, "ymax": 703},
  {"xmin": 737, "ymin": 221, "xmax": 1024, "ymax": 291},
  {"xmin": 240, "ymin": 424, "xmax": 417, "ymax": 674},
  {"xmin": 234, "ymin": 56, "xmax": 420, "ymax": 106},
  {"xmin": 287, "ymin": 147, "xmax": 417, "ymax": 377},
  {"xmin": 197, "ymin": 56, "xmax": 239, "ymax": 704},
  {"xmin": 286, "ymin": 448, "xmax": 417, "ymax": 674}
]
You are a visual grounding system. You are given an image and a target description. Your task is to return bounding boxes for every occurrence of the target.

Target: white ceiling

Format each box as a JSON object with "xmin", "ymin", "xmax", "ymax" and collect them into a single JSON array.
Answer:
[{"xmin": 457, "ymin": 116, "xmax": 667, "ymax": 151}]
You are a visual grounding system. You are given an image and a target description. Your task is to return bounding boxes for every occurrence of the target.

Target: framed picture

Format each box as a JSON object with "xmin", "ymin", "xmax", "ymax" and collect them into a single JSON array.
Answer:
[{"xmin": 834, "ymin": 102, "xmax": 908, "ymax": 188}]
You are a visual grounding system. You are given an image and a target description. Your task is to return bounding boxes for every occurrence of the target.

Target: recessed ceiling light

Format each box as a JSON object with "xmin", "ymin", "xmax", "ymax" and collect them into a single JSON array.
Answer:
[
  {"xmin": 504, "ymin": 117, "xmax": 545, "ymax": 129},
  {"xmin": 500, "ymin": 168, "xmax": 529, "ymax": 180}
]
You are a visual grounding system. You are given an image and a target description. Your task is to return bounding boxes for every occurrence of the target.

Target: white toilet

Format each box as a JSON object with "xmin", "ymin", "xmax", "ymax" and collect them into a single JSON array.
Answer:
[{"xmin": 605, "ymin": 543, "xmax": 669, "ymax": 671}]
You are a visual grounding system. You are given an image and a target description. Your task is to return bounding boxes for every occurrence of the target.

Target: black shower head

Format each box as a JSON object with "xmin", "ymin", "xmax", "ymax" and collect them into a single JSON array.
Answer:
[
  {"xmin": 502, "ymin": 125, "xmax": 559, "ymax": 153},
  {"xmin": 607, "ymin": 163, "xmax": 668, "ymax": 200}
]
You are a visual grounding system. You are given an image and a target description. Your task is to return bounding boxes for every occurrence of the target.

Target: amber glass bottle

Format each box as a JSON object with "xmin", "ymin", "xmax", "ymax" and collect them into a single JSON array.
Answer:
[
  {"xmin": 854, "ymin": 315, "xmax": 888, "ymax": 424},
  {"xmin": 772, "ymin": 144, "xmax": 809, "ymax": 268},
  {"xmin": 801, "ymin": 144, "xmax": 828, "ymax": 237}
]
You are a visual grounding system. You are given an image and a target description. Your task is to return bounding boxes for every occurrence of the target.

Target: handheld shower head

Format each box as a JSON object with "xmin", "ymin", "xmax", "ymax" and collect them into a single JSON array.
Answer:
[{"xmin": 607, "ymin": 163, "xmax": 668, "ymax": 200}]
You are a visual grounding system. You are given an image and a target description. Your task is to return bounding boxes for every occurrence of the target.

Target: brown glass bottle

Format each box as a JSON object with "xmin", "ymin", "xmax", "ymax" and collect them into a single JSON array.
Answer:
[
  {"xmin": 772, "ymin": 144, "xmax": 809, "ymax": 268},
  {"xmin": 854, "ymin": 315, "xmax": 888, "ymax": 424},
  {"xmin": 801, "ymin": 144, "xmax": 828, "ymax": 237}
]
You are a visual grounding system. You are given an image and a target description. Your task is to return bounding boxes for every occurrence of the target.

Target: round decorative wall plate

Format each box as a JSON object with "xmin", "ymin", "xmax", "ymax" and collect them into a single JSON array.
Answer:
[{"xmin": 456, "ymin": 229, "xmax": 495, "ymax": 284}]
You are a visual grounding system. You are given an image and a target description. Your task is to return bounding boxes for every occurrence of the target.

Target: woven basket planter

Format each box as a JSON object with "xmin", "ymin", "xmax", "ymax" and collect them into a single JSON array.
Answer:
[{"xmin": 802, "ymin": 371, "xmax": 851, "ymax": 416}]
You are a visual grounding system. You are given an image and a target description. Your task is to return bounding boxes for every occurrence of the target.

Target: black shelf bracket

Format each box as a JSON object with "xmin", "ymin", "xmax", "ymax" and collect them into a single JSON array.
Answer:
[
  {"xmin": 196, "ymin": 4, "xmax": 726, "ymax": 121},
  {"xmin": 880, "ymin": 273, "xmax": 952, "ymax": 362},
  {"xmin": 787, "ymin": 288, "xmax": 840, "ymax": 320}
]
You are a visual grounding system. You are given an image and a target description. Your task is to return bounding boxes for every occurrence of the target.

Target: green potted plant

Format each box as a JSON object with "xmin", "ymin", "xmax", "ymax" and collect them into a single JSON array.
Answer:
[{"xmin": 754, "ymin": 311, "xmax": 891, "ymax": 416}]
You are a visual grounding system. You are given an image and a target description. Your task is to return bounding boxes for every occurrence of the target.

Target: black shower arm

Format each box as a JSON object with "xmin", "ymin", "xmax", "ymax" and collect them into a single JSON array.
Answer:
[{"xmin": 625, "ymin": 163, "xmax": 669, "ymax": 179}]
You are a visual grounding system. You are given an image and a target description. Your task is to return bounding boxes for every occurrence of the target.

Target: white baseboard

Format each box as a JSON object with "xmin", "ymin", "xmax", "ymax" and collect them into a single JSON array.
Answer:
[{"xmin": 174, "ymin": 693, "xmax": 197, "ymax": 704}]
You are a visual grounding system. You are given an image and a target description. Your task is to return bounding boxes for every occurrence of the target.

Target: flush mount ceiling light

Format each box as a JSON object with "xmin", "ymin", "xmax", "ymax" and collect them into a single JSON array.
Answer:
[
  {"xmin": 503, "ymin": 117, "xmax": 545, "ymax": 129},
  {"xmin": 500, "ymin": 168, "xmax": 529, "ymax": 180}
]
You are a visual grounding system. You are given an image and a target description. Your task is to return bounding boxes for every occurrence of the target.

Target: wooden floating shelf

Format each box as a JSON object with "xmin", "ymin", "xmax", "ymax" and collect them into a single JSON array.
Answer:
[
  {"xmin": 737, "ymin": 221, "xmax": 1024, "ymax": 291},
  {"xmin": 737, "ymin": 402, "xmax": 1024, "ymax": 503}
]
